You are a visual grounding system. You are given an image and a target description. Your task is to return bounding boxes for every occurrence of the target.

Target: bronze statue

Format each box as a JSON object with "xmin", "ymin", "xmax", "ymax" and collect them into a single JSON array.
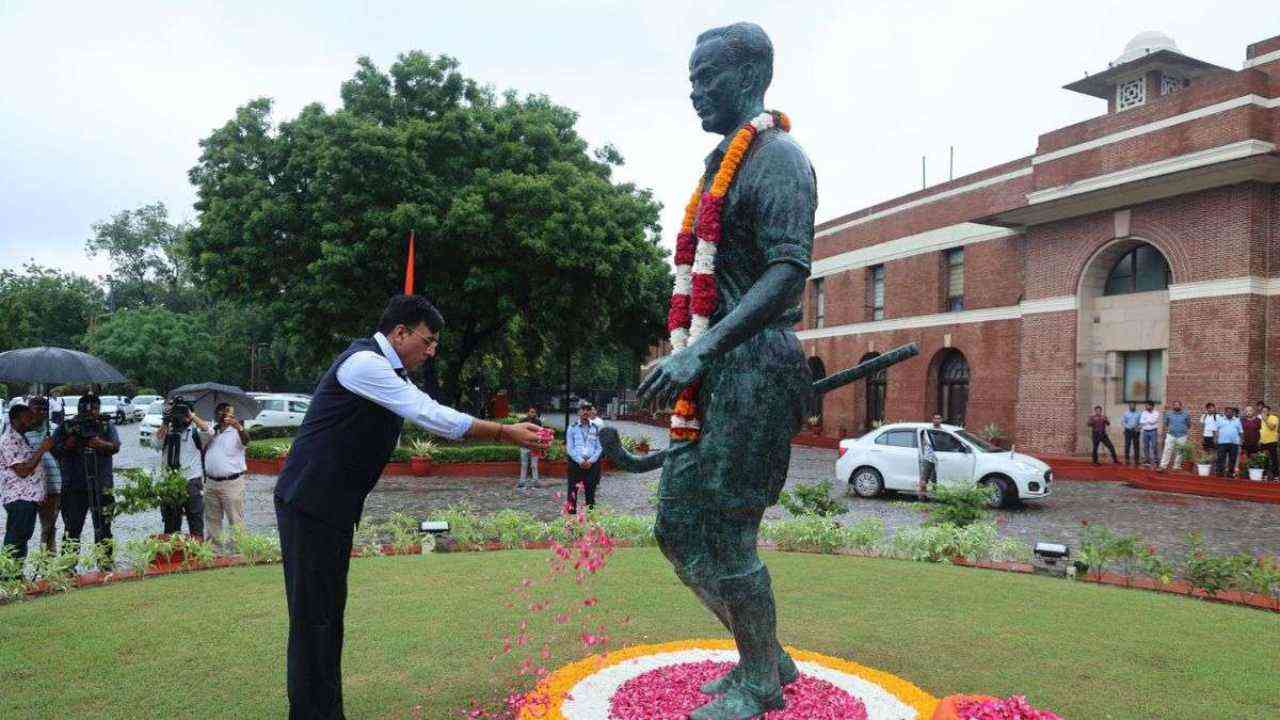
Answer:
[{"xmin": 600, "ymin": 21, "xmax": 918, "ymax": 720}]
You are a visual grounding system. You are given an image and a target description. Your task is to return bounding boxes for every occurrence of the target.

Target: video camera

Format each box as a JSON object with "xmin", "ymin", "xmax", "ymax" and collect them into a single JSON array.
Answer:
[
  {"xmin": 61, "ymin": 415, "xmax": 109, "ymax": 443},
  {"xmin": 163, "ymin": 396, "xmax": 194, "ymax": 431}
]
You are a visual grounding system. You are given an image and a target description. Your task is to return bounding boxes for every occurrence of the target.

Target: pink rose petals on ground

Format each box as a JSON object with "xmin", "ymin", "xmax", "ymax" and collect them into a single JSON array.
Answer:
[
  {"xmin": 607, "ymin": 660, "xmax": 868, "ymax": 720},
  {"xmin": 955, "ymin": 695, "xmax": 1063, "ymax": 720}
]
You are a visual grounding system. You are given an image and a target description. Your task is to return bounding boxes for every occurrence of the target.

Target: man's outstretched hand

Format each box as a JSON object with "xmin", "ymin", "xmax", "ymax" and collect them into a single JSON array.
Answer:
[
  {"xmin": 501, "ymin": 422, "xmax": 552, "ymax": 451},
  {"xmin": 637, "ymin": 348, "xmax": 705, "ymax": 408}
]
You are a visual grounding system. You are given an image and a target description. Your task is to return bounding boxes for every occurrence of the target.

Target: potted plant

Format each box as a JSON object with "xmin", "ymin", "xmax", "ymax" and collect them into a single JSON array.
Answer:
[
  {"xmin": 405, "ymin": 438, "xmax": 436, "ymax": 476},
  {"xmin": 1179, "ymin": 443, "xmax": 1213, "ymax": 476},
  {"xmin": 977, "ymin": 423, "xmax": 1005, "ymax": 448},
  {"xmin": 1247, "ymin": 451, "xmax": 1268, "ymax": 481}
]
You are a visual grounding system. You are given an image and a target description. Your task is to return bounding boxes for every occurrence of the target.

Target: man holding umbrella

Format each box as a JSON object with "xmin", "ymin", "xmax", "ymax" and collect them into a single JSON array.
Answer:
[{"xmin": 274, "ymin": 295, "xmax": 547, "ymax": 720}]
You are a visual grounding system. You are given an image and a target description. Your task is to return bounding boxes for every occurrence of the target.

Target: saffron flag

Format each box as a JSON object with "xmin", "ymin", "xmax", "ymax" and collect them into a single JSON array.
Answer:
[{"xmin": 404, "ymin": 230, "xmax": 415, "ymax": 295}]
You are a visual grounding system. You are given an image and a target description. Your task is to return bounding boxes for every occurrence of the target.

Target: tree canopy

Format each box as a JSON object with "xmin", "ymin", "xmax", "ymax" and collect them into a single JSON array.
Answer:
[
  {"xmin": 0, "ymin": 263, "xmax": 105, "ymax": 352},
  {"xmin": 85, "ymin": 307, "xmax": 220, "ymax": 394},
  {"xmin": 86, "ymin": 202, "xmax": 200, "ymax": 312},
  {"xmin": 186, "ymin": 52, "xmax": 672, "ymax": 401}
]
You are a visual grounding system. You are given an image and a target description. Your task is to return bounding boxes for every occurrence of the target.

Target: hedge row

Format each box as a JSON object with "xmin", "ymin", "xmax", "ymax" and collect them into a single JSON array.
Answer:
[{"xmin": 246, "ymin": 439, "xmax": 524, "ymax": 464}]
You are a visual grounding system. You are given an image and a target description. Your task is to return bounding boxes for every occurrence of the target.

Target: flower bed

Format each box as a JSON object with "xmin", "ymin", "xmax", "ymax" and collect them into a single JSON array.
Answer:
[{"xmin": 516, "ymin": 639, "xmax": 938, "ymax": 720}]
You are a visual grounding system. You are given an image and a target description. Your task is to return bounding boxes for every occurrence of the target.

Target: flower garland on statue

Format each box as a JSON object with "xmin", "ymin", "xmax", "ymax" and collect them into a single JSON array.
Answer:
[{"xmin": 666, "ymin": 110, "xmax": 791, "ymax": 442}]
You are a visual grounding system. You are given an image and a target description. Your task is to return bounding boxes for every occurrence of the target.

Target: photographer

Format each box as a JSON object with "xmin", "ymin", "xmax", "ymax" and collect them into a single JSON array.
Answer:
[
  {"xmin": 155, "ymin": 397, "xmax": 213, "ymax": 538},
  {"xmin": 2, "ymin": 403, "xmax": 54, "ymax": 572},
  {"xmin": 202, "ymin": 402, "xmax": 249, "ymax": 548},
  {"xmin": 52, "ymin": 394, "xmax": 120, "ymax": 553}
]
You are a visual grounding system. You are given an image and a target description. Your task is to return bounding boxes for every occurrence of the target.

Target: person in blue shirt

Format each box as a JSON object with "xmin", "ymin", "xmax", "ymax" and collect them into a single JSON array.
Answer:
[
  {"xmin": 1121, "ymin": 403, "xmax": 1143, "ymax": 466},
  {"xmin": 1213, "ymin": 407, "xmax": 1243, "ymax": 478},
  {"xmin": 1158, "ymin": 400, "xmax": 1191, "ymax": 472},
  {"xmin": 565, "ymin": 400, "xmax": 603, "ymax": 513}
]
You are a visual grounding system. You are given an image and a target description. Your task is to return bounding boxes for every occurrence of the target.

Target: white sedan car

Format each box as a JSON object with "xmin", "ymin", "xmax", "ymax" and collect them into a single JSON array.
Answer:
[
  {"xmin": 244, "ymin": 394, "xmax": 310, "ymax": 430},
  {"xmin": 138, "ymin": 400, "xmax": 166, "ymax": 447},
  {"xmin": 129, "ymin": 395, "xmax": 161, "ymax": 420},
  {"xmin": 98, "ymin": 395, "xmax": 133, "ymax": 424},
  {"xmin": 836, "ymin": 422, "xmax": 1052, "ymax": 508}
]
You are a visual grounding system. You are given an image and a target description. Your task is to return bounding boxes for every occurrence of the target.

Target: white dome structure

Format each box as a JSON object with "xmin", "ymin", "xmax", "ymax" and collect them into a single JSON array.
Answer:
[{"xmin": 1115, "ymin": 31, "xmax": 1180, "ymax": 65}]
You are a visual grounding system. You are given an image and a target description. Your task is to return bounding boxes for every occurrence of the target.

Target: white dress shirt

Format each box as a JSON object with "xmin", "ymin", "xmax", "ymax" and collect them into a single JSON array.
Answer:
[
  {"xmin": 204, "ymin": 425, "xmax": 248, "ymax": 478},
  {"xmin": 335, "ymin": 332, "xmax": 474, "ymax": 440}
]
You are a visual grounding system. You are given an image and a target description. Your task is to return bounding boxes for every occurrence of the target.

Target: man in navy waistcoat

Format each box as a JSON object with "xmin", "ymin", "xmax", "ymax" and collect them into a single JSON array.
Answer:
[{"xmin": 274, "ymin": 294, "xmax": 547, "ymax": 720}]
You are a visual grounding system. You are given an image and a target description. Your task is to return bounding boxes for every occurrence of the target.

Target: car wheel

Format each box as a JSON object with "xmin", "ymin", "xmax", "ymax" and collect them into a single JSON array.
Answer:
[
  {"xmin": 850, "ymin": 467, "xmax": 885, "ymax": 498},
  {"xmin": 980, "ymin": 476, "xmax": 1014, "ymax": 509}
]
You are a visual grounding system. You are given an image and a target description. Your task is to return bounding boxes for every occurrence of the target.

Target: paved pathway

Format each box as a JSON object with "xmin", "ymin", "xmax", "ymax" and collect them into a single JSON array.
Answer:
[{"xmin": 3, "ymin": 421, "xmax": 1276, "ymax": 561}]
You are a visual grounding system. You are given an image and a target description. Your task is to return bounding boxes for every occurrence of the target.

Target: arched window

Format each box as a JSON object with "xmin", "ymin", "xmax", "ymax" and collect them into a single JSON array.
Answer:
[
  {"xmin": 936, "ymin": 350, "xmax": 969, "ymax": 426},
  {"xmin": 807, "ymin": 356, "xmax": 826, "ymax": 423},
  {"xmin": 860, "ymin": 352, "xmax": 886, "ymax": 430},
  {"xmin": 1104, "ymin": 244, "xmax": 1170, "ymax": 295}
]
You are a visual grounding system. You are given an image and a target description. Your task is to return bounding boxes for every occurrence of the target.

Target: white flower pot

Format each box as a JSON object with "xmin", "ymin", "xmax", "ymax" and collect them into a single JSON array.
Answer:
[
  {"xmin": 1249, "ymin": 468, "xmax": 1265, "ymax": 481},
  {"xmin": 1195, "ymin": 464, "xmax": 1212, "ymax": 477}
]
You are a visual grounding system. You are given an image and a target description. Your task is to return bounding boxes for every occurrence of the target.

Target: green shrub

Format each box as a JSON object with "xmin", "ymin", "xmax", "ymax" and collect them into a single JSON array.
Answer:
[
  {"xmin": 429, "ymin": 445, "xmax": 522, "ymax": 463},
  {"xmin": 845, "ymin": 517, "xmax": 886, "ymax": 551},
  {"xmin": 1247, "ymin": 452, "xmax": 1269, "ymax": 469},
  {"xmin": 247, "ymin": 426, "xmax": 298, "ymax": 441},
  {"xmin": 109, "ymin": 467, "xmax": 190, "ymax": 518},
  {"xmin": 1180, "ymin": 532, "xmax": 1245, "ymax": 598},
  {"xmin": 230, "ymin": 529, "xmax": 282, "ymax": 564},
  {"xmin": 0, "ymin": 546, "xmax": 25, "ymax": 600},
  {"xmin": 246, "ymin": 438, "xmax": 293, "ymax": 459},
  {"xmin": 778, "ymin": 480, "xmax": 847, "ymax": 518},
  {"xmin": 762, "ymin": 516, "xmax": 848, "ymax": 553},
  {"xmin": 589, "ymin": 508, "xmax": 656, "ymax": 546},
  {"xmin": 880, "ymin": 522, "xmax": 1014, "ymax": 563},
  {"xmin": 925, "ymin": 483, "xmax": 995, "ymax": 527}
]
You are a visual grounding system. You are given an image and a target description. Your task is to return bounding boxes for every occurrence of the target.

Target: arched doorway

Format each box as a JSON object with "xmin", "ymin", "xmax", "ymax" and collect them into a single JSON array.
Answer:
[
  {"xmin": 1076, "ymin": 239, "xmax": 1171, "ymax": 452},
  {"xmin": 860, "ymin": 351, "xmax": 886, "ymax": 430},
  {"xmin": 935, "ymin": 350, "xmax": 969, "ymax": 426},
  {"xmin": 807, "ymin": 356, "xmax": 826, "ymax": 425}
]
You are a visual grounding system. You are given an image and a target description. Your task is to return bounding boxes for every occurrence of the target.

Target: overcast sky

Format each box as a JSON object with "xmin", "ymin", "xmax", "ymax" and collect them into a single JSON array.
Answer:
[{"xmin": 0, "ymin": 0, "xmax": 1270, "ymax": 278}]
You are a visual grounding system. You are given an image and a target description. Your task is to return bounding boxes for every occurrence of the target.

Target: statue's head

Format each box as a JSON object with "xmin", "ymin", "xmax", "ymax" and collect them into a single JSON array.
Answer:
[{"xmin": 689, "ymin": 22, "xmax": 773, "ymax": 135}]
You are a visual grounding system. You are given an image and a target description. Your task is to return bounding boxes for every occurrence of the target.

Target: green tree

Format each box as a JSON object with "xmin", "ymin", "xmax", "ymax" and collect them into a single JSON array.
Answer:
[
  {"xmin": 86, "ymin": 202, "xmax": 200, "ymax": 312},
  {"xmin": 85, "ymin": 307, "xmax": 220, "ymax": 393},
  {"xmin": 187, "ymin": 52, "xmax": 671, "ymax": 402},
  {"xmin": 0, "ymin": 263, "xmax": 106, "ymax": 351}
]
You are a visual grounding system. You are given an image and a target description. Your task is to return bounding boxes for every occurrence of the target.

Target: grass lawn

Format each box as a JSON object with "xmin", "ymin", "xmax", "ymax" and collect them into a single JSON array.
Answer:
[{"xmin": 1, "ymin": 549, "xmax": 1277, "ymax": 719}]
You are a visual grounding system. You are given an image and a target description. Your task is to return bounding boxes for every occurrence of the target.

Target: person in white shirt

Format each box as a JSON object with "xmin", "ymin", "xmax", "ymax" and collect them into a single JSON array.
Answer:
[
  {"xmin": 48, "ymin": 394, "xmax": 65, "ymax": 425},
  {"xmin": 1200, "ymin": 402, "xmax": 1222, "ymax": 453},
  {"xmin": 1139, "ymin": 402, "xmax": 1161, "ymax": 467},
  {"xmin": 588, "ymin": 405, "xmax": 604, "ymax": 429},
  {"xmin": 272, "ymin": 295, "xmax": 547, "ymax": 720},
  {"xmin": 155, "ymin": 401, "xmax": 213, "ymax": 537},
  {"xmin": 203, "ymin": 402, "xmax": 250, "ymax": 548}
]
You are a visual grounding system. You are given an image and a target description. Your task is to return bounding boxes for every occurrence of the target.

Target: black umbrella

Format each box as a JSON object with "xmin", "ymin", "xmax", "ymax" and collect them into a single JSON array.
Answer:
[
  {"xmin": 168, "ymin": 382, "xmax": 262, "ymax": 421},
  {"xmin": 0, "ymin": 346, "xmax": 127, "ymax": 385}
]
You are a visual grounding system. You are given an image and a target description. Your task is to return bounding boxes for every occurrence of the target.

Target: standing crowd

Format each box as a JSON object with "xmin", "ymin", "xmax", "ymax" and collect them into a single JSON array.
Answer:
[
  {"xmin": 1088, "ymin": 400, "xmax": 1280, "ymax": 479},
  {"xmin": 1, "ymin": 391, "xmax": 250, "ymax": 576}
]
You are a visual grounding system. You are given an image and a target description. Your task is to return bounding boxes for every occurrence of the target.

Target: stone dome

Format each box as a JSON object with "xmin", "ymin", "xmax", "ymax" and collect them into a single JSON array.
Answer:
[{"xmin": 1114, "ymin": 31, "xmax": 1180, "ymax": 65}]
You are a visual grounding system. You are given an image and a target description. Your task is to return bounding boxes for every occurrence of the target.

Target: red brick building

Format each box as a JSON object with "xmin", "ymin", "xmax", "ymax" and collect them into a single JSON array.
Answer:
[{"xmin": 799, "ymin": 31, "xmax": 1280, "ymax": 455}]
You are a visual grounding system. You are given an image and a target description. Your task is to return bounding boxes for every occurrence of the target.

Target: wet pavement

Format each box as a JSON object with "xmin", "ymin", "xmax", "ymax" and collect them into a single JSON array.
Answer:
[{"xmin": 3, "ymin": 421, "xmax": 1276, "ymax": 561}]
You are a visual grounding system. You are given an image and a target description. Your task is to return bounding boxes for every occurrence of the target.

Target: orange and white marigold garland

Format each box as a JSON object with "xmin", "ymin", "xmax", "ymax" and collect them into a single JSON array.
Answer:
[{"xmin": 667, "ymin": 110, "xmax": 792, "ymax": 442}]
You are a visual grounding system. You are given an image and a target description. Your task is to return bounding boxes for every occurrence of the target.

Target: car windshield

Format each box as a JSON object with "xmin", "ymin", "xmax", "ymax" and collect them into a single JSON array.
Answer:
[{"xmin": 955, "ymin": 430, "xmax": 1001, "ymax": 453}]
